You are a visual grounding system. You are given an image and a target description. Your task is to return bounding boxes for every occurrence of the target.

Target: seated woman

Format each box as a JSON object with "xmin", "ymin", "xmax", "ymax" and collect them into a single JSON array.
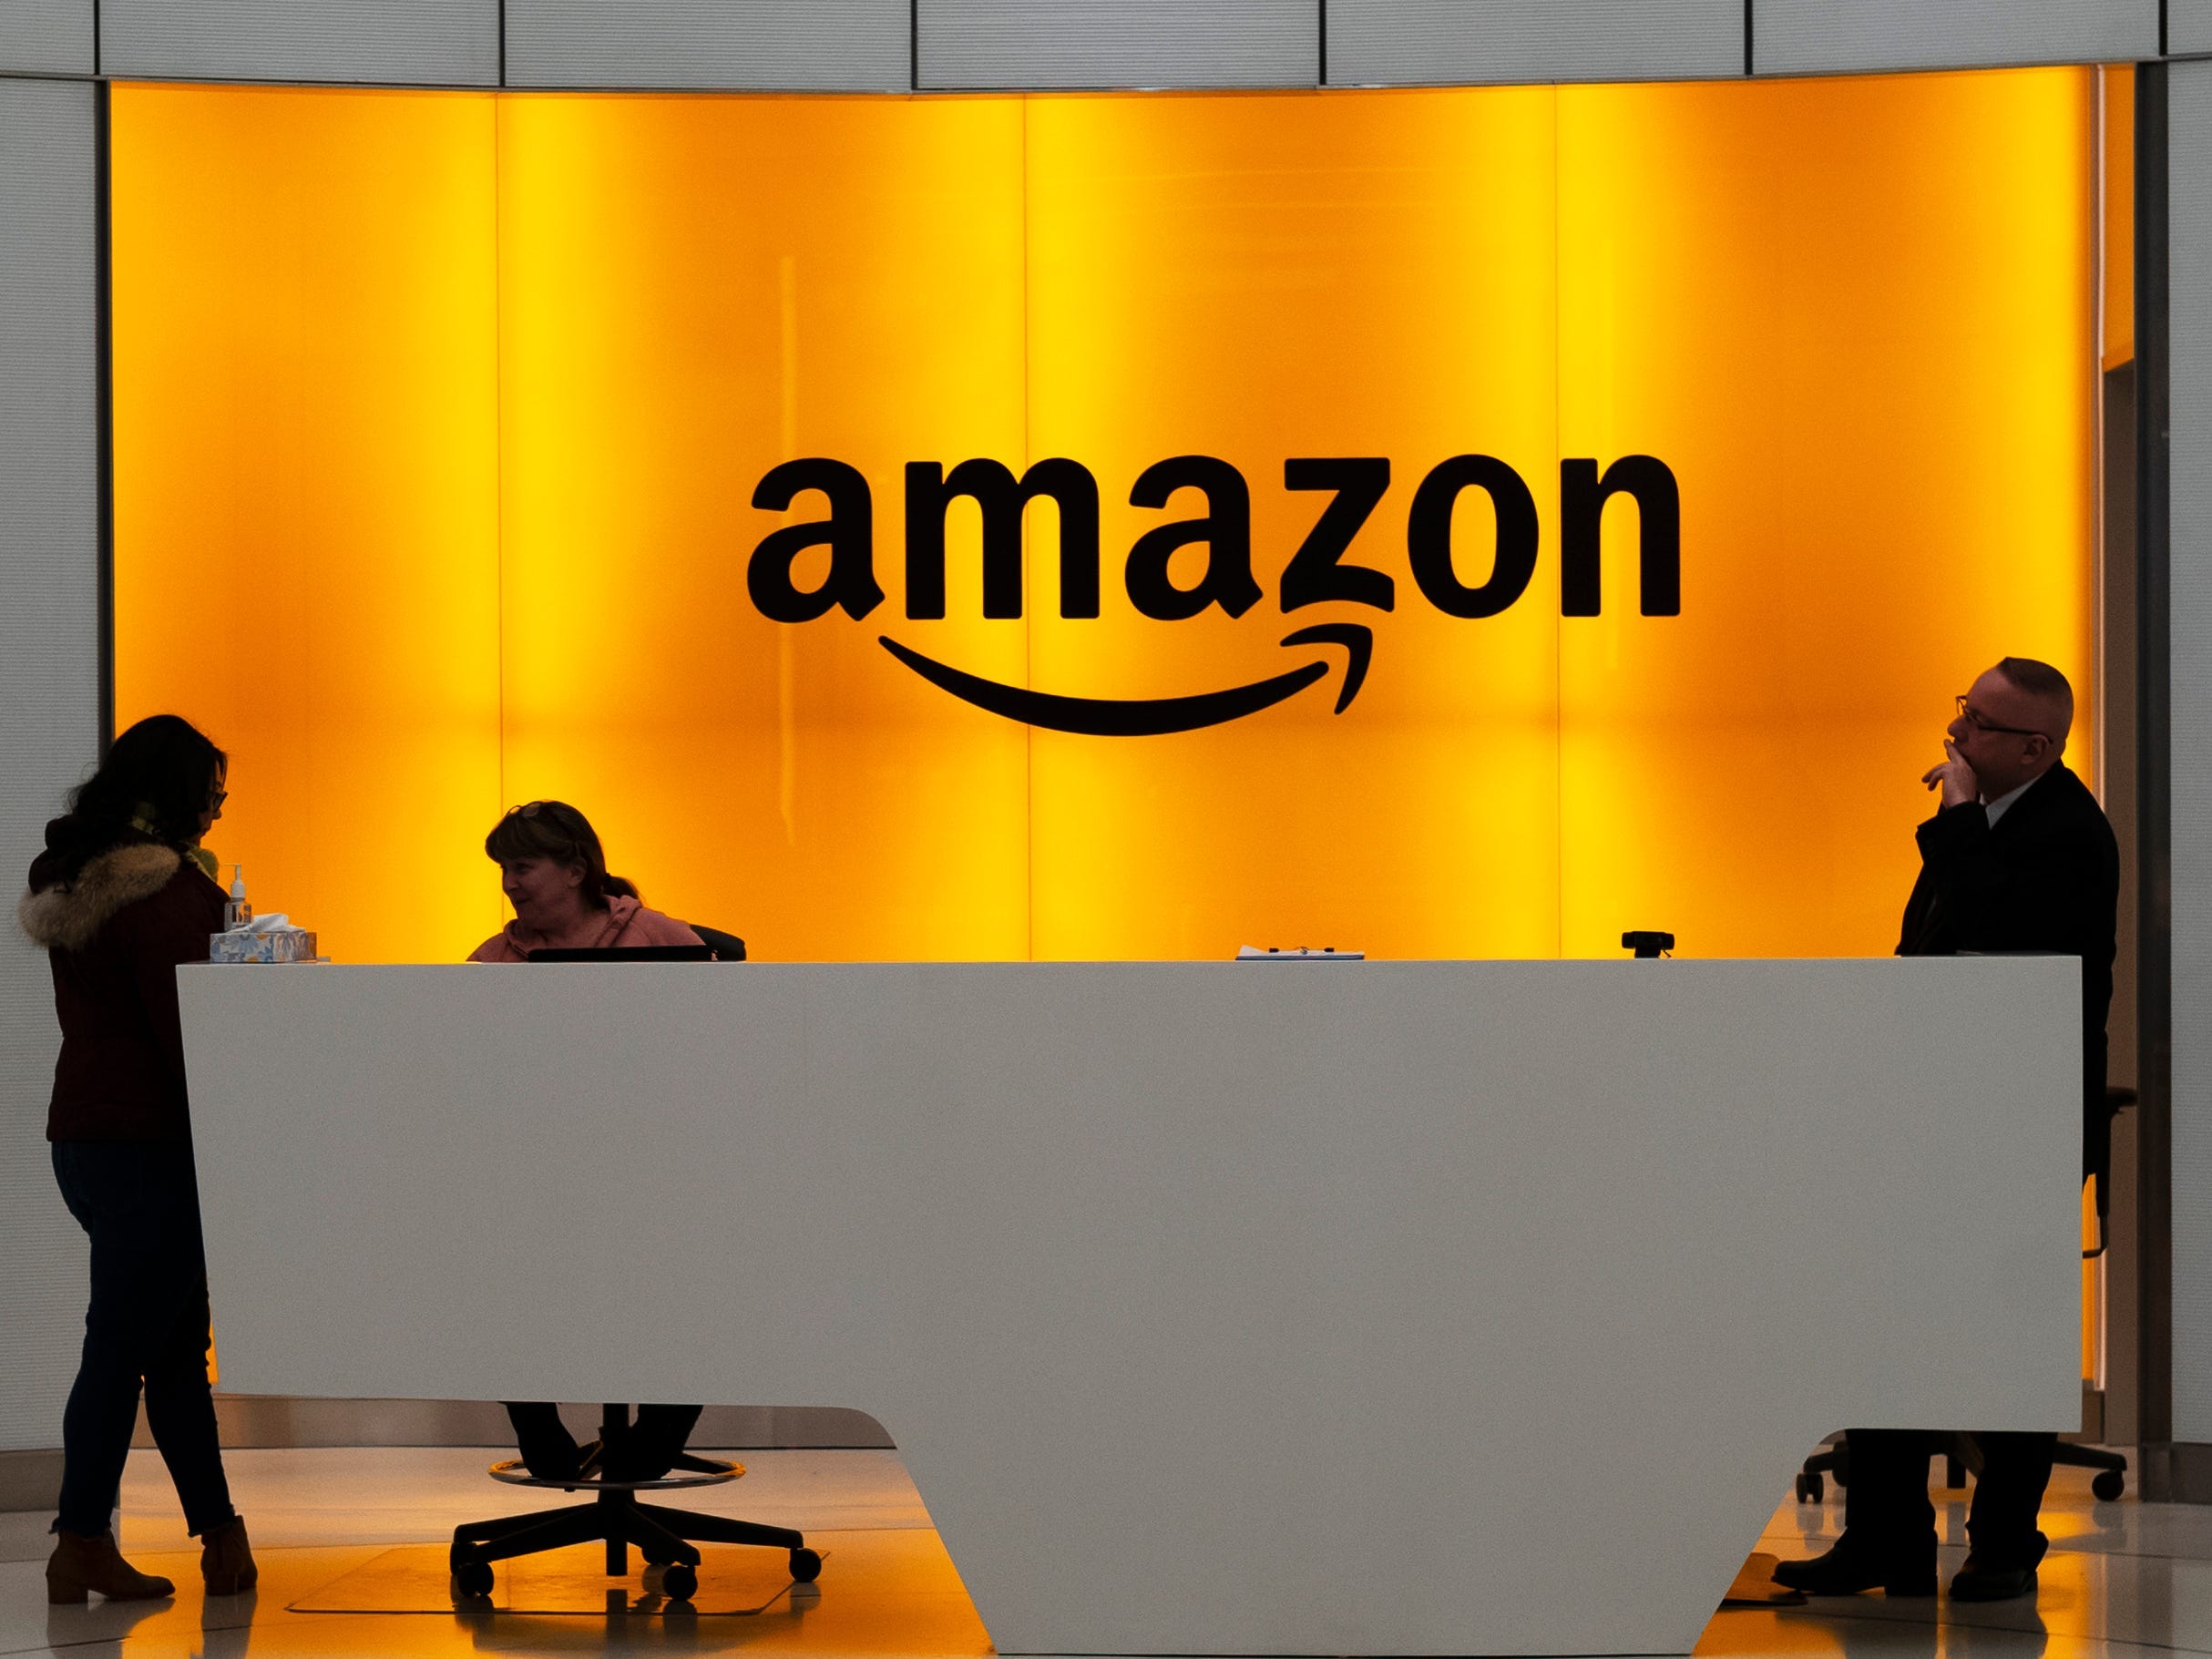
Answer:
[
  {"xmin": 470, "ymin": 799, "xmax": 704, "ymax": 1481},
  {"xmin": 470, "ymin": 798, "xmax": 703, "ymax": 962}
]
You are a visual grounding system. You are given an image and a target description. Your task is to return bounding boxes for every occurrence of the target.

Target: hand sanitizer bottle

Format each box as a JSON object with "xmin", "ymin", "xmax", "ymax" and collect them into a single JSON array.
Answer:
[{"xmin": 225, "ymin": 865, "xmax": 251, "ymax": 931}]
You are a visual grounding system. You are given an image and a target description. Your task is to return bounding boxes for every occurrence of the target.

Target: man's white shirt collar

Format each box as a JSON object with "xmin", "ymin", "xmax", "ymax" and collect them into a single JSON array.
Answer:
[{"xmin": 1981, "ymin": 769, "xmax": 2047, "ymax": 828}]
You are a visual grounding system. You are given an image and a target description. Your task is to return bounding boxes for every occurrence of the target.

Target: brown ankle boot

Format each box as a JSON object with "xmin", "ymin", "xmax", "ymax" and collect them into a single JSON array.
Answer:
[
  {"xmin": 200, "ymin": 1515, "xmax": 257, "ymax": 1595},
  {"xmin": 45, "ymin": 1529, "xmax": 176, "ymax": 1604}
]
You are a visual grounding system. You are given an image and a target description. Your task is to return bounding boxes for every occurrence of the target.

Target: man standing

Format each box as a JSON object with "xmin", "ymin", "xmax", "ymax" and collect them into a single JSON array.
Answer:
[{"xmin": 1777, "ymin": 657, "xmax": 2119, "ymax": 1603}]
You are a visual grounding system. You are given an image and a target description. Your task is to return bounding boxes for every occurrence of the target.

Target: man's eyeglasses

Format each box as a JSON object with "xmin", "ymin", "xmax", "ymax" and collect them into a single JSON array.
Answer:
[
  {"xmin": 208, "ymin": 789, "xmax": 228, "ymax": 811},
  {"xmin": 1954, "ymin": 695, "xmax": 2047, "ymax": 741}
]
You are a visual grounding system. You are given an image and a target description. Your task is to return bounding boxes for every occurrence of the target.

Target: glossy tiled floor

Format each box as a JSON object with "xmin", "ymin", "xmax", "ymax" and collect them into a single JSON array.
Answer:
[
  {"xmin": 0, "ymin": 1446, "xmax": 2198, "ymax": 1656},
  {"xmin": 1, "ymin": 1447, "xmax": 984, "ymax": 1658},
  {"xmin": 1720, "ymin": 1457, "xmax": 2212, "ymax": 1659}
]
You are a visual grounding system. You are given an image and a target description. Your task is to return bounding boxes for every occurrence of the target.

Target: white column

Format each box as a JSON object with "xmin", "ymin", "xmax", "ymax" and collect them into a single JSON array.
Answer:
[
  {"xmin": 0, "ymin": 74, "xmax": 97, "ymax": 1459},
  {"xmin": 2166, "ymin": 56, "xmax": 2212, "ymax": 1448}
]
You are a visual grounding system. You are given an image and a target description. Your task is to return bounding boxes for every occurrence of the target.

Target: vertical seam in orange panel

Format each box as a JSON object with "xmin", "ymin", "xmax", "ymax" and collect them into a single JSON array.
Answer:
[
  {"xmin": 2092, "ymin": 67, "xmax": 2107, "ymax": 807},
  {"xmin": 1022, "ymin": 96, "xmax": 1035, "ymax": 964},
  {"xmin": 1551, "ymin": 86, "xmax": 1566, "ymax": 960},
  {"xmin": 493, "ymin": 92, "xmax": 507, "ymax": 830}
]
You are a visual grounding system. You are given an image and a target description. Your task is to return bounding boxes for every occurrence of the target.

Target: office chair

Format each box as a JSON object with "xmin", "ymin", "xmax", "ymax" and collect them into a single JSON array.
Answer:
[
  {"xmin": 691, "ymin": 925, "xmax": 747, "ymax": 961},
  {"xmin": 454, "ymin": 937, "xmax": 790, "ymax": 1601},
  {"xmin": 1795, "ymin": 1086, "xmax": 2136, "ymax": 1507},
  {"xmin": 450, "ymin": 1403, "xmax": 820, "ymax": 1601},
  {"xmin": 2053, "ymin": 1085, "xmax": 2135, "ymax": 1499}
]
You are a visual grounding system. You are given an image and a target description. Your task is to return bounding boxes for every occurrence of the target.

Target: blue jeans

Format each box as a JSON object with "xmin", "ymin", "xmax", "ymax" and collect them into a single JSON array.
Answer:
[{"xmin": 50, "ymin": 1142, "xmax": 236, "ymax": 1538}]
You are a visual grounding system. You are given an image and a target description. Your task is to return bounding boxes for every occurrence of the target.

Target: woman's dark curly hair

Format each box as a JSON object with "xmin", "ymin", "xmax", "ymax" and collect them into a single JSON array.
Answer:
[
  {"xmin": 484, "ymin": 800, "xmax": 639, "ymax": 910},
  {"xmin": 70, "ymin": 715, "xmax": 227, "ymax": 848}
]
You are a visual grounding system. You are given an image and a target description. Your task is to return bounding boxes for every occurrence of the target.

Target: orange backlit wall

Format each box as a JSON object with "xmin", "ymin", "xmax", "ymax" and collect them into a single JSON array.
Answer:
[{"xmin": 113, "ymin": 73, "xmax": 2098, "ymax": 966}]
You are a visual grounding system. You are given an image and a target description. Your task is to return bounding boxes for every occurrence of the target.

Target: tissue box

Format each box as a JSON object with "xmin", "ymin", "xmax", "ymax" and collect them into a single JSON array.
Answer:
[{"xmin": 208, "ymin": 928, "xmax": 319, "ymax": 964}]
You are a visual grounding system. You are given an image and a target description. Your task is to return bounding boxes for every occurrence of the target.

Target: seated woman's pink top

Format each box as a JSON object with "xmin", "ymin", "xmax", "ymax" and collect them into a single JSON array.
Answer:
[{"xmin": 468, "ymin": 894, "xmax": 704, "ymax": 962}]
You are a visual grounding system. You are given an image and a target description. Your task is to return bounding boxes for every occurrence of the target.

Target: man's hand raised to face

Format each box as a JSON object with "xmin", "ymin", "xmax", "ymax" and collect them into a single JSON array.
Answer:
[{"xmin": 1921, "ymin": 739, "xmax": 1980, "ymax": 809}]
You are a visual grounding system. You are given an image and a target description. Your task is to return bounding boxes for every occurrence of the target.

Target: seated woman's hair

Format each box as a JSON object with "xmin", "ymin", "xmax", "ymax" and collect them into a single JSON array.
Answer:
[
  {"xmin": 484, "ymin": 800, "xmax": 639, "ymax": 907},
  {"xmin": 71, "ymin": 715, "xmax": 227, "ymax": 847}
]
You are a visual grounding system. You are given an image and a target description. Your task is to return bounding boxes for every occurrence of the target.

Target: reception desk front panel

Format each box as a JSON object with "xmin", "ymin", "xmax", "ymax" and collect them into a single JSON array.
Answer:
[{"xmin": 180, "ymin": 958, "xmax": 2079, "ymax": 1655}]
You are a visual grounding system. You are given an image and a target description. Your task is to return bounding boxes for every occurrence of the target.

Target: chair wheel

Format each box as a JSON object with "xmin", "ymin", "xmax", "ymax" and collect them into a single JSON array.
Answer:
[
  {"xmin": 661, "ymin": 1562, "xmax": 698, "ymax": 1601},
  {"xmin": 2094, "ymin": 1470, "xmax": 2125, "ymax": 1501},
  {"xmin": 452, "ymin": 1561, "xmax": 494, "ymax": 1598},
  {"xmin": 1796, "ymin": 1472, "xmax": 1823, "ymax": 1504},
  {"xmin": 790, "ymin": 1547, "xmax": 822, "ymax": 1582}
]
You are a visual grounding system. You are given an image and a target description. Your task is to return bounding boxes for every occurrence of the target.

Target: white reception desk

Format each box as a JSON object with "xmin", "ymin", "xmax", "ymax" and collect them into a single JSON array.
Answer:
[{"xmin": 179, "ymin": 958, "xmax": 2081, "ymax": 1656}]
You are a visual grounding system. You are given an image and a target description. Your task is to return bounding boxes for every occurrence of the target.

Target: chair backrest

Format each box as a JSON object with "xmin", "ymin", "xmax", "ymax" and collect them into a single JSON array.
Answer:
[{"xmin": 690, "ymin": 925, "xmax": 747, "ymax": 962}]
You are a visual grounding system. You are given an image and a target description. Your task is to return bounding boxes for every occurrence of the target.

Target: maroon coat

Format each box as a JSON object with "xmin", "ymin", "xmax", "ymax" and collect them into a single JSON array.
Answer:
[{"xmin": 18, "ymin": 841, "xmax": 224, "ymax": 1142}]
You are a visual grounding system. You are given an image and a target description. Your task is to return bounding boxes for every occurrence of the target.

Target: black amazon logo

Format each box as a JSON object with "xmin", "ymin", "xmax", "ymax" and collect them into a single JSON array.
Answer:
[
  {"xmin": 746, "ymin": 453, "xmax": 1678, "ymax": 735},
  {"xmin": 879, "ymin": 622, "xmax": 1374, "ymax": 737}
]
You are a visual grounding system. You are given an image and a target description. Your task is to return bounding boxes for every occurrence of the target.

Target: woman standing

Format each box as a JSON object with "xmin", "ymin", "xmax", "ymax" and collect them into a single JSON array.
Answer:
[{"xmin": 18, "ymin": 714, "xmax": 255, "ymax": 1603}]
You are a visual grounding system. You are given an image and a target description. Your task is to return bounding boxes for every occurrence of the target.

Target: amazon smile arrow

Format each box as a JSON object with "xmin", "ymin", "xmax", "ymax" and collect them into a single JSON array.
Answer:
[{"xmin": 877, "ymin": 623, "xmax": 1375, "ymax": 737}]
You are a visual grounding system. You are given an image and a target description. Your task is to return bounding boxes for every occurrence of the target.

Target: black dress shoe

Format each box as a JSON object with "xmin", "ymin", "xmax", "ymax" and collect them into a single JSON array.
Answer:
[
  {"xmin": 1773, "ymin": 1544, "xmax": 1937, "ymax": 1598},
  {"xmin": 1950, "ymin": 1557, "xmax": 2038, "ymax": 1602},
  {"xmin": 517, "ymin": 1436, "xmax": 584, "ymax": 1482}
]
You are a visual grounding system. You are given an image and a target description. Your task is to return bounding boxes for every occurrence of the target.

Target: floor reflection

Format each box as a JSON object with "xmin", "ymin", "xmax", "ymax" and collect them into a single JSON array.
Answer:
[
  {"xmin": 4, "ymin": 1446, "xmax": 2205, "ymax": 1657},
  {"xmin": 1708, "ymin": 1458, "xmax": 2195, "ymax": 1659}
]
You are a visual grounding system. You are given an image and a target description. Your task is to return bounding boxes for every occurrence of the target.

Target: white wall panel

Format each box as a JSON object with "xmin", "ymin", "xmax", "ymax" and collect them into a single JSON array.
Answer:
[
  {"xmin": 919, "ymin": 0, "xmax": 1316, "ymax": 89},
  {"xmin": 101, "ymin": 0, "xmax": 497, "ymax": 87},
  {"xmin": 1328, "ymin": 0, "xmax": 1740, "ymax": 87},
  {"xmin": 2176, "ymin": 3, "xmax": 2212, "ymax": 58},
  {"xmin": 1756, "ymin": 0, "xmax": 2158, "ymax": 76},
  {"xmin": 2168, "ymin": 58, "xmax": 2212, "ymax": 1442},
  {"xmin": 507, "ymin": 0, "xmax": 909, "ymax": 90},
  {"xmin": 0, "ymin": 75, "xmax": 97, "ymax": 1454},
  {"xmin": 0, "ymin": 1, "xmax": 92, "ymax": 76}
]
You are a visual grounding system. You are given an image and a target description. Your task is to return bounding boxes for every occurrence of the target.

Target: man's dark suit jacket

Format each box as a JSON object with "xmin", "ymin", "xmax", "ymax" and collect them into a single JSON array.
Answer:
[{"xmin": 1896, "ymin": 760, "xmax": 2120, "ymax": 1179}]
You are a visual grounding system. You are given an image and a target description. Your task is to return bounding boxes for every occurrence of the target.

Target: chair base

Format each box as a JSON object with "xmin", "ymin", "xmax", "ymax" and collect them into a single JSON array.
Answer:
[
  {"xmin": 2053, "ymin": 1440, "xmax": 2128, "ymax": 1502},
  {"xmin": 1796, "ymin": 1434, "xmax": 2127, "ymax": 1505},
  {"xmin": 450, "ymin": 1486, "xmax": 819, "ymax": 1602}
]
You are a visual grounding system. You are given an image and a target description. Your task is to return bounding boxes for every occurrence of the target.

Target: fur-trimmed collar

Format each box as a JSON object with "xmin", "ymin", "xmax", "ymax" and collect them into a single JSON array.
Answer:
[{"xmin": 18, "ymin": 844, "xmax": 184, "ymax": 951}]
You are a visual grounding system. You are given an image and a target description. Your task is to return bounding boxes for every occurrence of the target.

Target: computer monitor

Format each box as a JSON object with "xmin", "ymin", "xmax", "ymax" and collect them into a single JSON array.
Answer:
[{"xmin": 525, "ymin": 945, "xmax": 715, "ymax": 963}]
